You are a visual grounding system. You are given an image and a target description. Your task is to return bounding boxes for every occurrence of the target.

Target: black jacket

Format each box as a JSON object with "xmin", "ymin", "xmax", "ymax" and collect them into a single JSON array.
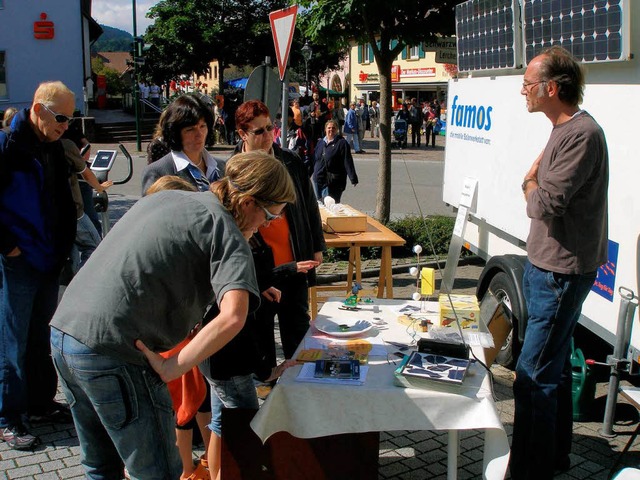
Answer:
[
  {"xmin": 313, "ymin": 135, "xmax": 359, "ymax": 188},
  {"xmin": 231, "ymin": 142, "xmax": 326, "ymax": 287}
]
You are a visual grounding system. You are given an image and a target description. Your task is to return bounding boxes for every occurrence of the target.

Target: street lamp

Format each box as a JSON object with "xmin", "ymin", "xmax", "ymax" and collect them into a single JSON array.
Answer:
[{"xmin": 301, "ymin": 41, "xmax": 312, "ymax": 97}]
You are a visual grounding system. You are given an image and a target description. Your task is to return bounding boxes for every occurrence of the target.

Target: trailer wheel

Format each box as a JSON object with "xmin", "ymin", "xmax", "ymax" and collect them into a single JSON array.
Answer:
[{"xmin": 488, "ymin": 272, "xmax": 524, "ymax": 369}]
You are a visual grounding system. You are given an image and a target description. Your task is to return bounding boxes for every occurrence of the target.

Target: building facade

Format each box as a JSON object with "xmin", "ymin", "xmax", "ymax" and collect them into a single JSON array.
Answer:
[
  {"xmin": 0, "ymin": 0, "xmax": 100, "ymax": 113},
  {"xmin": 350, "ymin": 41, "xmax": 453, "ymax": 109}
]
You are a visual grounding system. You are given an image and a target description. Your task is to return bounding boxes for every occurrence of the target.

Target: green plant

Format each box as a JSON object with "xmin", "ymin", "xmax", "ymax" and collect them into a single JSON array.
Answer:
[{"xmin": 385, "ymin": 215, "xmax": 456, "ymax": 258}]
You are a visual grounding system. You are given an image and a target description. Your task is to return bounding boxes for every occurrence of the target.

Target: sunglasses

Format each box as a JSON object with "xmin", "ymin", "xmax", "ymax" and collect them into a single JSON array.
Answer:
[
  {"xmin": 247, "ymin": 124, "xmax": 274, "ymax": 136},
  {"xmin": 260, "ymin": 205, "xmax": 282, "ymax": 222},
  {"xmin": 41, "ymin": 103, "xmax": 74, "ymax": 124}
]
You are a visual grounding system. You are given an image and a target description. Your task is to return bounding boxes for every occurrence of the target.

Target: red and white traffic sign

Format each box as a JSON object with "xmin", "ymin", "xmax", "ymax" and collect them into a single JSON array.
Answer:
[{"xmin": 269, "ymin": 5, "xmax": 298, "ymax": 81}]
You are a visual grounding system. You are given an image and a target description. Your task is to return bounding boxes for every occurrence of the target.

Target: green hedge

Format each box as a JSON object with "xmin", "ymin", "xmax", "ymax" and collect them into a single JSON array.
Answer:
[{"xmin": 323, "ymin": 215, "xmax": 457, "ymax": 263}]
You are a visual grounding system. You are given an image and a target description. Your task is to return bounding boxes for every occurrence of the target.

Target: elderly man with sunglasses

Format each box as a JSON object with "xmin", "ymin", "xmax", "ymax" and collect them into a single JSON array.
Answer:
[{"xmin": 0, "ymin": 81, "xmax": 77, "ymax": 450}]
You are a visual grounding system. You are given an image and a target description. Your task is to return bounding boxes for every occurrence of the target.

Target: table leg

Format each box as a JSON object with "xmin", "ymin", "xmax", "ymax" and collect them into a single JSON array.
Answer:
[
  {"xmin": 308, "ymin": 286, "xmax": 318, "ymax": 320},
  {"xmin": 447, "ymin": 430, "xmax": 459, "ymax": 480},
  {"xmin": 346, "ymin": 246, "xmax": 355, "ymax": 293},
  {"xmin": 377, "ymin": 246, "xmax": 394, "ymax": 298},
  {"xmin": 354, "ymin": 246, "xmax": 362, "ymax": 285}
]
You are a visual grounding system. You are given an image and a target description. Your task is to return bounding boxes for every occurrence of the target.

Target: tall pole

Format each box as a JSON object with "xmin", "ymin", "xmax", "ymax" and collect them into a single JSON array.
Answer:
[{"xmin": 132, "ymin": 0, "xmax": 141, "ymax": 151}]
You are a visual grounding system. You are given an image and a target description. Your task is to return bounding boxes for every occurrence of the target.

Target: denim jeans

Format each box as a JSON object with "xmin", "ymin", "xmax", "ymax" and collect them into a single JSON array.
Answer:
[
  {"xmin": 510, "ymin": 262, "xmax": 596, "ymax": 480},
  {"xmin": 345, "ymin": 132, "xmax": 360, "ymax": 152},
  {"xmin": 0, "ymin": 254, "xmax": 59, "ymax": 427},
  {"xmin": 203, "ymin": 373, "xmax": 258, "ymax": 436},
  {"xmin": 70, "ymin": 214, "xmax": 102, "ymax": 274},
  {"xmin": 50, "ymin": 328, "xmax": 181, "ymax": 480},
  {"xmin": 79, "ymin": 181, "xmax": 102, "ymax": 236}
]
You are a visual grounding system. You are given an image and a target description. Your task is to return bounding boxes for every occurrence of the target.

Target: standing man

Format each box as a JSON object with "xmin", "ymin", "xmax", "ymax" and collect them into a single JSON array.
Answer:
[
  {"xmin": 511, "ymin": 46, "xmax": 609, "ymax": 480},
  {"xmin": 0, "ymin": 81, "xmax": 77, "ymax": 449},
  {"xmin": 343, "ymin": 102, "xmax": 363, "ymax": 154},
  {"xmin": 408, "ymin": 97, "xmax": 423, "ymax": 148},
  {"xmin": 369, "ymin": 100, "xmax": 380, "ymax": 138},
  {"xmin": 308, "ymin": 93, "xmax": 328, "ymax": 148}
]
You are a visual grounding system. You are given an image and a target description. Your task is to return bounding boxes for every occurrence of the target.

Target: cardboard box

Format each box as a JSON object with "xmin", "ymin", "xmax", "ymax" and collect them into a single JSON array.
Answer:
[
  {"xmin": 319, "ymin": 204, "xmax": 367, "ymax": 233},
  {"xmin": 438, "ymin": 294, "xmax": 480, "ymax": 330}
]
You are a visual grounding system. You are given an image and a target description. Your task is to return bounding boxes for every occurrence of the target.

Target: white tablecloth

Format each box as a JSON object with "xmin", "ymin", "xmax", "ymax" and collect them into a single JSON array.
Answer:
[{"xmin": 250, "ymin": 299, "xmax": 510, "ymax": 479}]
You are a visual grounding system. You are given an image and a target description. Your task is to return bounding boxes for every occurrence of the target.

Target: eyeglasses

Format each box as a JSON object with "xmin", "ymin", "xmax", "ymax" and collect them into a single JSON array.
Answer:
[
  {"xmin": 40, "ymin": 103, "xmax": 74, "ymax": 124},
  {"xmin": 246, "ymin": 124, "xmax": 274, "ymax": 136},
  {"xmin": 260, "ymin": 205, "xmax": 281, "ymax": 222},
  {"xmin": 521, "ymin": 80, "xmax": 546, "ymax": 92}
]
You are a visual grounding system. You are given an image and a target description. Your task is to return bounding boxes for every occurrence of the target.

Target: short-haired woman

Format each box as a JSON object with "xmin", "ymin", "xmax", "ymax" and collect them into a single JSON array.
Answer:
[
  {"xmin": 50, "ymin": 151, "xmax": 295, "ymax": 480},
  {"xmin": 141, "ymin": 94, "xmax": 225, "ymax": 195},
  {"xmin": 313, "ymin": 119, "xmax": 359, "ymax": 203}
]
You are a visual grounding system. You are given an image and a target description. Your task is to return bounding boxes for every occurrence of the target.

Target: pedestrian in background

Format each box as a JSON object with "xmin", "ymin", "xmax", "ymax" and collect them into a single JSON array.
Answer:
[
  {"xmin": 511, "ymin": 46, "xmax": 609, "ymax": 480},
  {"xmin": 313, "ymin": 119, "xmax": 359, "ymax": 203},
  {"xmin": 343, "ymin": 102, "xmax": 364, "ymax": 153}
]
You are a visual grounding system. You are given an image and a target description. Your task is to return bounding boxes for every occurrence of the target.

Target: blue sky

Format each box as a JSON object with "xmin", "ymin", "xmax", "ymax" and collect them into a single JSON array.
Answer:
[{"xmin": 92, "ymin": 0, "xmax": 157, "ymax": 34}]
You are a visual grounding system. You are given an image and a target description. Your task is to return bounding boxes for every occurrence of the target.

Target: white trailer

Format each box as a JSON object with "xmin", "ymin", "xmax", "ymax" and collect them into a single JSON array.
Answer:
[{"xmin": 443, "ymin": 0, "xmax": 639, "ymax": 367}]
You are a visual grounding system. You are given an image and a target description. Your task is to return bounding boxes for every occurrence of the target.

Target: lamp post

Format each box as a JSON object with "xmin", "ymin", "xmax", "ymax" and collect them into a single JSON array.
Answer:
[
  {"xmin": 301, "ymin": 41, "xmax": 312, "ymax": 97},
  {"xmin": 132, "ymin": 0, "xmax": 141, "ymax": 151}
]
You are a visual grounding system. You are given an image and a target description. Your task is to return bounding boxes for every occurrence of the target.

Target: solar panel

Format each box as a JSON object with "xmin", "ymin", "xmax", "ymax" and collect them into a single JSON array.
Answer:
[
  {"xmin": 455, "ymin": 0, "xmax": 522, "ymax": 72},
  {"xmin": 455, "ymin": 0, "xmax": 629, "ymax": 72},
  {"xmin": 523, "ymin": 0, "xmax": 628, "ymax": 63}
]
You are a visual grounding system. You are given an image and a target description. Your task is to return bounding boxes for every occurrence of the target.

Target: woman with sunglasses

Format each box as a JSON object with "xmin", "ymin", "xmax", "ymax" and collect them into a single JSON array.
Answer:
[
  {"xmin": 230, "ymin": 100, "xmax": 325, "ymax": 372},
  {"xmin": 50, "ymin": 151, "xmax": 295, "ymax": 480},
  {"xmin": 141, "ymin": 94, "xmax": 226, "ymax": 195}
]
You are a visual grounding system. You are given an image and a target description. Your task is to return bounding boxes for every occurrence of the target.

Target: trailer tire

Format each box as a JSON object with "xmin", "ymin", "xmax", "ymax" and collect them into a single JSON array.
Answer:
[{"xmin": 488, "ymin": 271, "xmax": 524, "ymax": 369}]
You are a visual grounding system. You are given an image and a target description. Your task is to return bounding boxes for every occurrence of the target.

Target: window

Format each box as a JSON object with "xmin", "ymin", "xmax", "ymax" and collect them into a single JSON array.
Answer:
[
  {"xmin": 0, "ymin": 51, "xmax": 7, "ymax": 99},
  {"xmin": 409, "ymin": 45, "xmax": 420, "ymax": 59},
  {"xmin": 214, "ymin": 65, "xmax": 218, "ymax": 79},
  {"xmin": 362, "ymin": 43, "xmax": 371, "ymax": 63}
]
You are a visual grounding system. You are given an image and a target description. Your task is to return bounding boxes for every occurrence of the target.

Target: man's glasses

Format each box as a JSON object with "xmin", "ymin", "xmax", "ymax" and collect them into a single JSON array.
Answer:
[
  {"xmin": 247, "ymin": 124, "xmax": 274, "ymax": 136},
  {"xmin": 521, "ymin": 80, "xmax": 546, "ymax": 92},
  {"xmin": 260, "ymin": 205, "xmax": 281, "ymax": 222},
  {"xmin": 41, "ymin": 103, "xmax": 74, "ymax": 124}
]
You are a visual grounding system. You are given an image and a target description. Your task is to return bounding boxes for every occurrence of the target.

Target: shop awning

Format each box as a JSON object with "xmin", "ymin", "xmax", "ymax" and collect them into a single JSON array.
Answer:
[
  {"xmin": 318, "ymin": 85, "xmax": 347, "ymax": 97},
  {"xmin": 225, "ymin": 77, "xmax": 248, "ymax": 89}
]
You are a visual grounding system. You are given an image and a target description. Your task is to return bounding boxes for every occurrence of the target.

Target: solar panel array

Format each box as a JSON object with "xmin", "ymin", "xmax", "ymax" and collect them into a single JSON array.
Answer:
[
  {"xmin": 456, "ymin": 0, "xmax": 629, "ymax": 72},
  {"xmin": 523, "ymin": 0, "xmax": 626, "ymax": 63},
  {"xmin": 456, "ymin": 0, "xmax": 521, "ymax": 72}
]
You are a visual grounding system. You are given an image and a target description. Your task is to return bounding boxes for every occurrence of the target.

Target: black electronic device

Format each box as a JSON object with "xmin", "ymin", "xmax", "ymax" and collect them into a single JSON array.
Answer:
[
  {"xmin": 314, "ymin": 359, "xmax": 360, "ymax": 379},
  {"xmin": 417, "ymin": 338, "xmax": 470, "ymax": 360},
  {"xmin": 90, "ymin": 150, "xmax": 117, "ymax": 172}
]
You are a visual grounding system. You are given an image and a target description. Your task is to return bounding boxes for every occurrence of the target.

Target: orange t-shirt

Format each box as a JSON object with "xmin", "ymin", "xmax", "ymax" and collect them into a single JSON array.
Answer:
[{"xmin": 259, "ymin": 216, "xmax": 295, "ymax": 266}]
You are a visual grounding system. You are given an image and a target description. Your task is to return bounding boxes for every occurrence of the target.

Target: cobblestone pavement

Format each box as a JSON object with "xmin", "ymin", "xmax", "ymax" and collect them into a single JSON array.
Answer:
[{"xmin": 2, "ymin": 259, "xmax": 640, "ymax": 479}]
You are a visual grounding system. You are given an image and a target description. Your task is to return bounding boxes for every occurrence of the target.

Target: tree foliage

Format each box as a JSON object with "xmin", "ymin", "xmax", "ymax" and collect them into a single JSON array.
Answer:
[
  {"xmin": 91, "ymin": 57, "xmax": 127, "ymax": 96},
  {"xmin": 140, "ymin": 0, "xmax": 289, "ymax": 90},
  {"xmin": 299, "ymin": 0, "xmax": 463, "ymax": 223},
  {"xmin": 92, "ymin": 25, "xmax": 133, "ymax": 53}
]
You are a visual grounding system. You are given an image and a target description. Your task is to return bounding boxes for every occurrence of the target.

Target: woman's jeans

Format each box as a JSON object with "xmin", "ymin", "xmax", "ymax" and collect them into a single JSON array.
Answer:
[
  {"xmin": 50, "ymin": 328, "xmax": 181, "ymax": 480},
  {"xmin": 510, "ymin": 262, "xmax": 596, "ymax": 480}
]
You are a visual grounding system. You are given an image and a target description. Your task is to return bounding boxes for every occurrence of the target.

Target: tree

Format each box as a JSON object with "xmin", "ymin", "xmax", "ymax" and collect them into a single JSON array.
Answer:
[
  {"xmin": 141, "ymin": 0, "xmax": 289, "ymax": 92},
  {"xmin": 299, "ymin": 0, "xmax": 461, "ymax": 223}
]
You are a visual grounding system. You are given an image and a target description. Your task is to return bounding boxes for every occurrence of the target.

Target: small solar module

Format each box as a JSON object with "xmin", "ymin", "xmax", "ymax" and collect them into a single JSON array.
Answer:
[
  {"xmin": 456, "ymin": 0, "xmax": 522, "ymax": 72},
  {"xmin": 456, "ymin": 0, "xmax": 629, "ymax": 72},
  {"xmin": 523, "ymin": 0, "xmax": 627, "ymax": 63}
]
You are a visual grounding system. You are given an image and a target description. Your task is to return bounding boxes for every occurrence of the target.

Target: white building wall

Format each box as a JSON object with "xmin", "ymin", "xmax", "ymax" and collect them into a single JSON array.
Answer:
[{"xmin": 0, "ymin": 0, "xmax": 85, "ymax": 111}]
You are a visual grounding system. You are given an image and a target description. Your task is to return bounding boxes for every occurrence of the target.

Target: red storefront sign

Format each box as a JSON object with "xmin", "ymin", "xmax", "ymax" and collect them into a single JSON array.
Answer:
[
  {"xmin": 34, "ymin": 12, "xmax": 54, "ymax": 39},
  {"xmin": 391, "ymin": 65, "xmax": 401, "ymax": 82}
]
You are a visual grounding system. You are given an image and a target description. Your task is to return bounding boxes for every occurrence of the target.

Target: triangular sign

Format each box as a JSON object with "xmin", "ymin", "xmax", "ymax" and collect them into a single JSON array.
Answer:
[{"xmin": 269, "ymin": 5, "xmax": 298, "ymax": 81}]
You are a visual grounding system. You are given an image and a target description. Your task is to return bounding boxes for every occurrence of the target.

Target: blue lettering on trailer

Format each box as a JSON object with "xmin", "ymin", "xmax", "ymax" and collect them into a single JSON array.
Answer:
[
  {"xmin": 450, "ymin": 95, "xmax": 493, "ymax": 131},
  {"xmin": 592, "ymin": 240, "xmax": 619, "ymax": 302}
]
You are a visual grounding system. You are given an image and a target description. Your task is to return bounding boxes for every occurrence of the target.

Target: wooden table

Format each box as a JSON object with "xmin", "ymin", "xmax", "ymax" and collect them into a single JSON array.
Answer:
[{"xmin": 310, "ymin": 215, "xmax": 406, "ymax": 318}]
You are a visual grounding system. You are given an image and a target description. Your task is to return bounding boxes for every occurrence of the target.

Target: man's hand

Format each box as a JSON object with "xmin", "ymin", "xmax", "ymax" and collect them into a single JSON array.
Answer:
[
  {"xmin": 261, "ymin": 286, "xmax": 281, "ymax": 303},
  {"xmin": 313, "ymin": 251, "xmax": 323, "ymax": 265},
  {"xmin": 7, "ymin": 246, "xmax": 21, "ymax": 257}
]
